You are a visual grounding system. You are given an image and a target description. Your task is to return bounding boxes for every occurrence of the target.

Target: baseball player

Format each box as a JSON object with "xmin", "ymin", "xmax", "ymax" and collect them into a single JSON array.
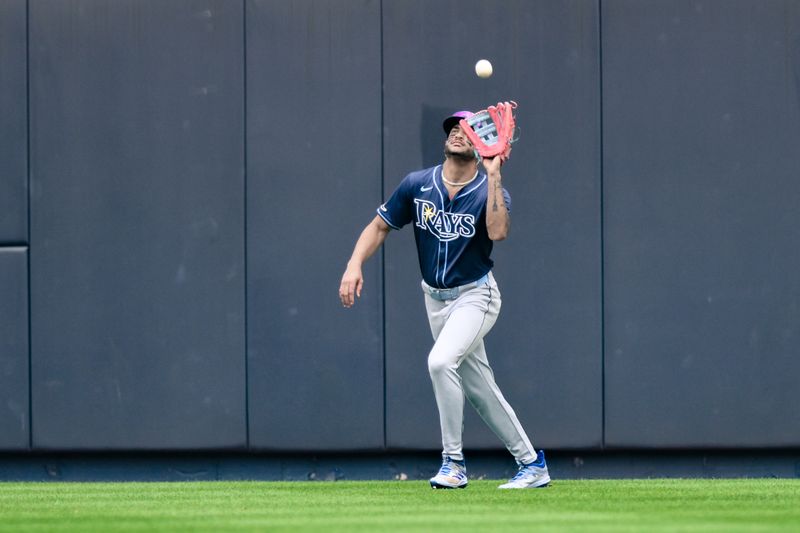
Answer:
[{"xmin": 339, "ymin": 111, "xmax": 550, "ymax": 489}]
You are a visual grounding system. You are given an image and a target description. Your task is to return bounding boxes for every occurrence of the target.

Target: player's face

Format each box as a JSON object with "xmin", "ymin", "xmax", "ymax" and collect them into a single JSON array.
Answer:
[{"xmin": 444, "ymin": 125, "xmax": 476, "ymax": 161}]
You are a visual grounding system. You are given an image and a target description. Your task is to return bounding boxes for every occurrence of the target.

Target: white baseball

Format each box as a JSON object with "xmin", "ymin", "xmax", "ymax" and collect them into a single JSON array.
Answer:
[{"xmin": 475, "ymin": 59, "xmax": 493, "ymax": 78}]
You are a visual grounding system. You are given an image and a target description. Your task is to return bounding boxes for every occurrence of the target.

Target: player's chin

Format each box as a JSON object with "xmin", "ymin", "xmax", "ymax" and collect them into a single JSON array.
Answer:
[{"xmin": 444, "ymin": 146, "xmax": 477, "ymax": 161}]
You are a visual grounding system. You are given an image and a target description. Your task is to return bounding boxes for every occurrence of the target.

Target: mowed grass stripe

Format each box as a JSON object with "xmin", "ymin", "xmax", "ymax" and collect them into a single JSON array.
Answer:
[{"xmin": 1, "ymin": 479, "xmax": 799, "ymax": 532}]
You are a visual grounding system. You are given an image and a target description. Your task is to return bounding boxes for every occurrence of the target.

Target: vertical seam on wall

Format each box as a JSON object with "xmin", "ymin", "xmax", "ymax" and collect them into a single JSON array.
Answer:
[
  {"xmin": 379, "ymin": 0, "xmax": 387, "ymax": 451},
  {"xmin": 598, "ymin": 0, "xmax": 606, "ymax": 451},
  {"xmin": 26, "ymin": 0, "xmax": 33, "ymax": 451},
  {"xmin": 242, "ymin": 0, "xmax": 250, "ymax": 450}
]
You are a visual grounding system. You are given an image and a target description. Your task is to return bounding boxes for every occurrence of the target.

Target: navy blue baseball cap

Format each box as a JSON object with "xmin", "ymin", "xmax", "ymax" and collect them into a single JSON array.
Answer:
[{"xmin": 443, "ymin": 110, "xmax": 474, "ymax": 135}]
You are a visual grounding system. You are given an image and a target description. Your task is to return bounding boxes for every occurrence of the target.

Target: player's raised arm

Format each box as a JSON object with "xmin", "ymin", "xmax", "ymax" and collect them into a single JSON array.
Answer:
[
  {"xmin": 339, "ymin": 215, "xmax": 391, "ymax": 307},
  {"xmin": 484, "ymin": 156, "xmax": 510, "ymax": 241}
]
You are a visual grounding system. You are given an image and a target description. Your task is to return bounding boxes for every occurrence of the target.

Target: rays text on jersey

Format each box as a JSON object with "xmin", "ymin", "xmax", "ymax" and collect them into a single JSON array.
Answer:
[{"xmin": 414, "ymin": 199, "xmax": 476, "ymax": 242}]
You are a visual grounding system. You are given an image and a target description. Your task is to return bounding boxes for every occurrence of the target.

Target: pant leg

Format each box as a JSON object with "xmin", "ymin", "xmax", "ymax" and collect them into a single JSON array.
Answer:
[
  {"xmin": 459, "ymin": 340, "xmax": 537, "ymax": 464},
  {"xmin": 425, "ymin": 280, "xmax": 499, "ymax": 461}
]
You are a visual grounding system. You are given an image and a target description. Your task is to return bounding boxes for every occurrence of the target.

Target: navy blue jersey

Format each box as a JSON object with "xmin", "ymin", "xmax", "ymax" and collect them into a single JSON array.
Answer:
[{"xmin": 377, "ymin": 164, "xmax": 511, "ymax": 289}]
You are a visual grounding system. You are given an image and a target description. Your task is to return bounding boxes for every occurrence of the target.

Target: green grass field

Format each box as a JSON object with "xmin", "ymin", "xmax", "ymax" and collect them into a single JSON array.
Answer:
[{"xmin": 1, "ymin": 479, "xmax": 799, "ymax": 532}]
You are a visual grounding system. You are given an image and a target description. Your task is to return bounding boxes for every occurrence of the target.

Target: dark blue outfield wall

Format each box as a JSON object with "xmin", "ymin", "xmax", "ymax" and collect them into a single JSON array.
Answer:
[{"xmin": 2, "ymin": 0, "xmax": 800, "ymax": 454}]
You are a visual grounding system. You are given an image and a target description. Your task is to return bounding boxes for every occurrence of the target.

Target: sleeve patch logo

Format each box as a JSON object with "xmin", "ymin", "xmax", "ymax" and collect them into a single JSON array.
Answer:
[{"xmin": 414, "ymin": 199, "xmax": 476, "ymax": 242}]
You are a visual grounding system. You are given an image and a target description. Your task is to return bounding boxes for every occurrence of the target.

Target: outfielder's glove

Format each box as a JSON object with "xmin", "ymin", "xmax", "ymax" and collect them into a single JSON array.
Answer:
[{"xmin": 459, "ymin": 101, "xmax": 518, "ymax": 161}]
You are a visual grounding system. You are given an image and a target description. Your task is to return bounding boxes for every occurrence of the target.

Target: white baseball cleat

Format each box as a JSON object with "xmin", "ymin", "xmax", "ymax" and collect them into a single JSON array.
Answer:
[
  {"xmin": 429, "ymin": 456, "xmax": 468, "ymax": 489},
  {"xmin": 498, "ymin": 450, "xmax": 551, "ymax": 489}
]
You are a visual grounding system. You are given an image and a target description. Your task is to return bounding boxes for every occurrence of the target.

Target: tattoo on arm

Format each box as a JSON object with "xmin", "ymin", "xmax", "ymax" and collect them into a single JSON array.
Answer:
[{"xmin": 492, "ymin": 181, "xmax": 501, "ymax": 212}]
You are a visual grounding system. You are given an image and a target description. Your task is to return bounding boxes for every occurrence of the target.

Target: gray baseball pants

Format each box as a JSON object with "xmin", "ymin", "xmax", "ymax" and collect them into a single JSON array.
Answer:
[{"xmin": 423, "ymin": 271, "xmax": 537, "ymax": 464}]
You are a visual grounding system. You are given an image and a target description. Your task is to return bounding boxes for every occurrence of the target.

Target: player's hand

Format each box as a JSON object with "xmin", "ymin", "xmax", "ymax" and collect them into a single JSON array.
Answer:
[
  {"xmin": 482, "ymin": 155, "xmax": 504, "ymax": 175},
  {"xmin": 339, "ymin": 264, "xmax": 363, "ymax": 308}
]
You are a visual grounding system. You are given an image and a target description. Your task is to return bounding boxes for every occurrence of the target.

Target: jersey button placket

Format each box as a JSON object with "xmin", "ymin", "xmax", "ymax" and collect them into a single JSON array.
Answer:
[{"xmin": 438, "ymin": 244, "xmax": 448, "ymax": 287}]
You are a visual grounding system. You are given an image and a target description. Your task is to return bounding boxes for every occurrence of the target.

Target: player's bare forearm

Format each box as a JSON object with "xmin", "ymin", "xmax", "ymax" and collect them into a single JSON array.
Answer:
[
  {"xmin": 485, "ymin": 159, "xmax": 510, "ymax": 241},
  {"xmin": 339, "ymin": 215, "xmax": 391, "ymax": 307},
  {"xmin": 347, "ymin": 215, "xmax": 391, "ymax": 268}
]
